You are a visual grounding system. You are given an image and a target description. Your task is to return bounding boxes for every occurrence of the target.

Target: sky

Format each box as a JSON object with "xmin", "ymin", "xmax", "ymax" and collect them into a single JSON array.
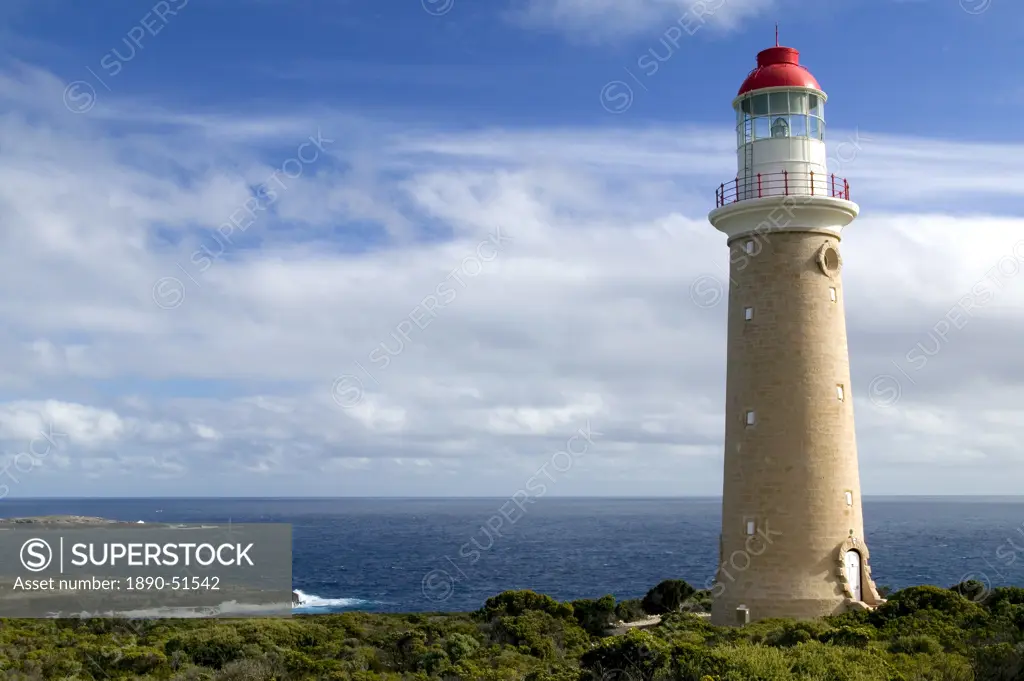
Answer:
[{"xmin": 0, "ymin": 0, "xmax": 1021, "ymax": 498}]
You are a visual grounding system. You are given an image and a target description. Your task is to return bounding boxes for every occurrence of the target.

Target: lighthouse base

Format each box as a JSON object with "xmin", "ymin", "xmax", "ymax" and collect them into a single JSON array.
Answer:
[
  {"xmin": 709, "ymin": 538, "xmax": 884, "ymax": 626},
  {"xmin": 711, "ymin": 597, "xmax": 864, "ymax": 626}
]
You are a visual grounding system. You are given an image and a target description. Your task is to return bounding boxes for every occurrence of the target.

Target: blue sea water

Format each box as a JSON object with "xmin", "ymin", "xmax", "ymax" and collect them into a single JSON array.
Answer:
[{"xmin": 2, "ymin": 497, "xmax": 1022, "ymax": 614}]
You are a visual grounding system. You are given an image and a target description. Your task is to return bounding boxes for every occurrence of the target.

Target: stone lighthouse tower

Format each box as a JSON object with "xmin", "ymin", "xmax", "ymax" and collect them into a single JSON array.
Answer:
[{"xmin": 707, "ymin": 40, "xmax": 882, "ymax": 625}]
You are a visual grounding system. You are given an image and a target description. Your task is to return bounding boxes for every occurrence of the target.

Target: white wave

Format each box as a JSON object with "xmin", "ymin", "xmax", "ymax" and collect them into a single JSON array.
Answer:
[
  {"xmin": 291, "ymin": 589, "xmax": 369, "ymax": 610},
  {"xmin": 48, "ymin": 601, "xmax": 292, "ymax": 618}
]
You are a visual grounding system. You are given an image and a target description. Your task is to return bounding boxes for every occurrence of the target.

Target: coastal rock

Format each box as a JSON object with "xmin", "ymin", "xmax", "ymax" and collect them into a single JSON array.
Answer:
[
  {"xmin": 0, "ymin": 515, "xmax": 165, "ymax": 527},
  {"xmin": 0, "ymin": 515, "xmax": 121, "ymax": 526}
]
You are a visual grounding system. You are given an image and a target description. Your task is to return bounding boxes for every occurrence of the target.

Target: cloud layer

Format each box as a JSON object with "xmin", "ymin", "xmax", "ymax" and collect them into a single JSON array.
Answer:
[
  {"xmin": 0, "ymin": 62, "xmax": 1022, "ymax": 497},
  {"xmin": 509, "ymin": 0, "xmax": 776, "ymax": 41}
]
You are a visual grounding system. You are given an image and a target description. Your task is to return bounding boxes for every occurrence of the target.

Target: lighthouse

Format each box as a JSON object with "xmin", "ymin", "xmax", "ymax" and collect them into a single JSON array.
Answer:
[{"xmin": 707, "ymin": 39, "xmax": 883, "ymax": 625}]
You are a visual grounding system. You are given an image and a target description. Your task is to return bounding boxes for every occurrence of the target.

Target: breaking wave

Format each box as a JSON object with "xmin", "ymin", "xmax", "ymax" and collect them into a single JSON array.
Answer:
[{"xmin": 291, "ymin": 589, "xmax": 372, "ymax": 612}]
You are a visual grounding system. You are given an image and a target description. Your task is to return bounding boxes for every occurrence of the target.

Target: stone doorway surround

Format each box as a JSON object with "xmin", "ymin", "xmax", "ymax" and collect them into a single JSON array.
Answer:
[{"xmin": 836, "ymin": 535, "xmax": 884, "ymax": 609}]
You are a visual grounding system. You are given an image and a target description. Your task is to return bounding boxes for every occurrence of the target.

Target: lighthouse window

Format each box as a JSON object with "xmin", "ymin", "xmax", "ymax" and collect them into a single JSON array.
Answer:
[
  {"xmin": 790, "ymin": 115, "xmax": 808, "ymax": 138},
  {"xmin": 745, "ymin": 520, "xmax": 756, "ymax": 535},
  {"xmin": 845, "ymin": 491, "xmax": 854, "ymax": 506},
  {"xmin": 809, "ymin": 117, "xmax": 821, "ymax": 140},
  {"xmin": 808, "ymin": 94, "xmax": 820, "ymax": 116},
  {"xmin": 753, "ymin": 117, "xmax": 770, "ymax": 140},
  {"xmin": 744, "ymin": 307, "xmax": 753, "ymax": 321},
  {"xmin": 837, "ymin": 384, "xmax": 845, "ymax": 401},
  {"xmin": 738, "ymin": 91, "xmax": 825, "ymax": 142},
  {"xmin": 771, "ymin": 117, "xmax": 790, "ymax": 138},
  {"xmin": 830, "ymin": 287, "xmax": 837, "ymax": 302},
  {"xmin": 745, "ymin": 410, "xmax": 756, "ymax": 426}
]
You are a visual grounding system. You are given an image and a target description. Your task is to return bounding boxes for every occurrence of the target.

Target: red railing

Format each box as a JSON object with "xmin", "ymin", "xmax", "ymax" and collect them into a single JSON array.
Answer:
[{"xmin": 715, "ymin": 171, "xmax": 850, "ymax": 208}]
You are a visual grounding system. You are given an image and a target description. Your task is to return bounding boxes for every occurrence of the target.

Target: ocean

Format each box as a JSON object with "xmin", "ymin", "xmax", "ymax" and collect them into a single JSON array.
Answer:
[{"xmin": 2, "ymin": 497, "xmax": 1022, "ymax": 614}]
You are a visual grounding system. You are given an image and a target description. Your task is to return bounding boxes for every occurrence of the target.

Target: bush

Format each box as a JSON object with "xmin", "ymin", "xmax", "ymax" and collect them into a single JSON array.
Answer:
[
  {"xmin": 571, "ymin": 595, "xmax": 617, "ymax": 636},
  {"xmin": 481, "ymin": 590, "xmax": 574, "ymax": 620},
  {"xmin": 685, "ymin": 590, "xmax": 713, "ymax": 613},
  {"xmin": 950, "ymin": 579, "xmax": 990, "ymax": 604},
  {"xmin": 671, "ymin": 642, "xmax": 793, "ymax": 681},
  {"xmin": 491, "ymin": 610, "xmax": 589, "ymax": 660},
  {"xmin": 614, "ymin": 599, "xmax": 647, "ymax": 623},
  {"xmin": 972, "ymin": 642, "xmax": 1024, "ymax": 681},
  {"xmin": 820, "ymin": 625, "xmax": 874, "ymax": 649},
  {"xmin": 889, "ymin": 634, "xmax": 943, "ymax": 655},
  {"xmin": 444, "ymin": 632, "xmax": 480, "ymax": 662},
  {"xmin": 164, "ymin": 628, "xmax": 247, "ymax": 669},
  {"xmin": 213, "ymin": 657, "xmax": 278, "ymax": 681},
  {"xmin": 762, "ymin": 620, "xmax": 833, "ymax": 648},
  {"xmin": 872, "ymin": 585, "xmax": 974, "ymax": 622},
  {"xmin": 580, "ymin": 629, "xmax": 669, "ymax": 681},
  {"xmin": 985, "ymin": 587, "xmax": 1024, "ymax": 609},
  {"xmin": 872, "ymin": 586, "xmax": 981, "ymax": 623},
  {"xmin": 641, "ymin": 580, "xmax": 696, "ymax": 616}
]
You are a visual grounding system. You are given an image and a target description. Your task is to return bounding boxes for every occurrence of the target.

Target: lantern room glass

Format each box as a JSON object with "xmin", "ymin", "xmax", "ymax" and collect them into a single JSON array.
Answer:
[{"xmin": 735, "ymin": 89, "xmax": 825, "ymax": 145}]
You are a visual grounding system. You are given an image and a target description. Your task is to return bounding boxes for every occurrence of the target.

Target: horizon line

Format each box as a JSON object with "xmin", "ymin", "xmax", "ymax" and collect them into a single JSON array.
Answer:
[{"xmin": 3, "ymin": 494, "xmax": 1023, "ymax": 501}]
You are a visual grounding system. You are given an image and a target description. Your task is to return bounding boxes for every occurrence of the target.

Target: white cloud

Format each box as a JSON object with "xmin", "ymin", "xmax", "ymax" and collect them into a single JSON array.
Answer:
[
  {"xmin": 0, "ymin": 62, "xmax": 1021, "ymax": 497},
  {"xmin": 507, "ymin": 0, "xmax": 777, "ymax": 41}
]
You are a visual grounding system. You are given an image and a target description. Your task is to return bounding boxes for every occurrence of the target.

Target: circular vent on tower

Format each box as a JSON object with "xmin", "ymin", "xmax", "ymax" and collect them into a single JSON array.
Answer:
[{"xmin": 817, "ymin": 243, "xmax": 842, "ymax": 277}]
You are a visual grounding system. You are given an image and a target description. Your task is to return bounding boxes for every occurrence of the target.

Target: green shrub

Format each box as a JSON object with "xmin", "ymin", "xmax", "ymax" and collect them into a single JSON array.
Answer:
[
  {"xmin": 889, "ymin": 634, "xmax": 943, "ymax": 655},
  {"xmin": 670, "ymin": 643, "xmax": 731, "ymax": 680},
  {"xmin": 671, "ymin": 642, "xmax": 793, "ymax": 681},
  {"xmin": 641, "ymin": 580, "xmax": 696, "ymax": 616},
  {"xmin": 819, "ymin": 625, "xmax": 874, "ymax": 648},
  {"xmin": 762, "ymin": 620, "xmax": 833, "ymax": 648},
  {"xmin": 114, "ymin": 647, "xmax": 168, "ymax": 675},
  {"xmin": 490, "ymin": 610, "xmax": 589, "ymax": 660},
  {"xmin": 683, "ymin": 590, "xmax": 713, "ymax": 614},
  {"xmin": 985, "ymin": 586, "xmax": 1024, "ymax": 608},
  {"xmin": 571, "ymin": 595, "xmax": 617, "ymax": 636},
  {"xmin": 972, "ymin": 642, "xmax": 1024, "ymax": 681},
  {"xmin": 481, "ymin": 590, "xmax": 574, "ymax": 620},
  {"xmin": 213, "ymin": 657, "xmax": 279, "ymax": 681},
  {"xmin": 787, "ymin": 641, "xmax": 906, "ymax": 681},
  {"xmin": 614, "ymin": 599, "xmax": 647, "ymax": 623},
  {"xmin": 580, "ymin": 629, "xmax": 669, "ymax": 681},
  {"xmin": 950, "ymin": 579, "xmax": 990, "ymax": 604},
  {"xmin": 872, "ymin": 586, "xmax": 981, "ymax": 623},
  {"xmin": 444, "ymin": 632, "xmax": 480, "ymax": 662},
  {"xmin": 164, "ymin": 628, "xmax": 247, "ymax": 669}
]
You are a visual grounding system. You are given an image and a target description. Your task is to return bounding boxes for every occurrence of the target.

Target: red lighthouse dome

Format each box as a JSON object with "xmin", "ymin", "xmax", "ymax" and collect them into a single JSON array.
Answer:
[{"xmin": 737, "ymin": 46, "xmax": 820, "ymax": 95}]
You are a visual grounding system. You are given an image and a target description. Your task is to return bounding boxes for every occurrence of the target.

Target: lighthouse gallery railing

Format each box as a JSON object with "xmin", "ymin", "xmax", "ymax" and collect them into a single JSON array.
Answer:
[{"xmin": 715, "ymin": 171, "xmax": 850, "ymax": 208}]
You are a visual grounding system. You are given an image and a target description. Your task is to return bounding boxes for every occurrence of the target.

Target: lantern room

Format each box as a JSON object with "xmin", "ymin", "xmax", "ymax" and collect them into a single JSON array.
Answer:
[
  {"xmin": 713, "ymin": 42, "xmax": 851, "ymax": 207},
  {"xmin": 710, "ymin": 40, "xmax": 855, "ymax": 224}
]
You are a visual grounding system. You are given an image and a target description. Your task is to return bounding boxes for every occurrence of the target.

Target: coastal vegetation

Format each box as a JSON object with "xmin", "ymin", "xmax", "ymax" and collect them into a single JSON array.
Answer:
[{"xmin": 0, "ymin": 579, "xmax": 1022, "ymax": 680}]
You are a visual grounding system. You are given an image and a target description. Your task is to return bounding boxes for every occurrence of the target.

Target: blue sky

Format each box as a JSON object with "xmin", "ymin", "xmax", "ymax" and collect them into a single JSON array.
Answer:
[
  {"xmin": 7, "ymin": 0, "xmax": 1022, "ymax": 134},
  {"xmin": 0, "ymin": 0, "xmax": 1021, "ymax": 497}
]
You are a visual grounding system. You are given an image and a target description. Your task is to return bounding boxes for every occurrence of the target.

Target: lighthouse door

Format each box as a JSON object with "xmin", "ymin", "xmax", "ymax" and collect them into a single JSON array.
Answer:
[{"xmin": 845, "ymin": 550, "xmax": 862, "ymax": 601}]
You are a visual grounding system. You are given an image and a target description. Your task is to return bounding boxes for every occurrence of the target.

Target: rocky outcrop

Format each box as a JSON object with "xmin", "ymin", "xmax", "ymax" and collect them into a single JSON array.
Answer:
[
  {"xmin": 0, "ymin": 515, "xmax": 122, "ymax": 526},
  {"xmin": 0, "ymin": 515, "xmax": 167, "ymax": 527}
]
